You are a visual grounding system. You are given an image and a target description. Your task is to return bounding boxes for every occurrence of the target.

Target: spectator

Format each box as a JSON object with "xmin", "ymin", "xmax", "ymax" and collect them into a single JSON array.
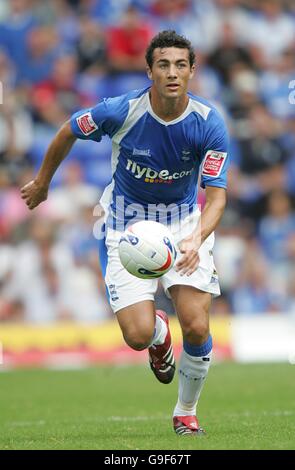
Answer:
[
  {"xmin": 87, "ymin": 0, "xmax": 132, "ymax": 27},
  {"xmin": 31, "ymin": 51, "xmax": 81, "ymax": 127},
  {"xmin": 207, "ymin": 22, "xmax": 253, "ymax": 86},
  {"xmin": 214, "ymin": 210, "xmax": 249, "ymax": 295},
  {"xmin": 22, "ymin": 25, "xmax": 58, "ymax": 85},
  {"xmin": 0, "ymin": 0, "xmax": 37, "ymax": 82},
  {"xmin": 259, "ymin": 190, "xmax": 295, "ymax": 265},
  {"xmin": 149, "ymin": 0, "xmax": 205, "ymax": 50},
  {"xmin": 237, "ymin": 104, "xmax": 287, "ymax": 175},
  {"xmin": 230, "ymin": 240, "xmax": 285, "ymax": 314},
  {"xmin": 0, "ymin": 91, "xmax": 34, "ymax": 182},
  {"xmin": 107, "ymin": 5, "xmax": 154, "ymax": 73},
  {"xmin": 48, "ymin": 162, "xmax": 100, "ymax": 220},
  {"xmin": 76, "ymin": 16, "xmax": 107, "ymax": 73},
  {"xmin": 259, "ymin": 46, "xmax": 295, "ymax": 119},
  {"xmin": 245, "ymin": 0, "xmax": 295, "ymax": 69},
  {"xmin": 258, "ymin": 190, "xmax": 295, "ymax": 299},
  {"xmin": 0, "ymin": 47, "xmax": 16, "ymax": 90}
]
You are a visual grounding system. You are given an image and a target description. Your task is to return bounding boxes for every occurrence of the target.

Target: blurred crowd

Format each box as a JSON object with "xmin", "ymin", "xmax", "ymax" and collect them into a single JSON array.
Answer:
[{"xmin": 0, "ymin": 0, "xmax": 294, "ymax": 323}]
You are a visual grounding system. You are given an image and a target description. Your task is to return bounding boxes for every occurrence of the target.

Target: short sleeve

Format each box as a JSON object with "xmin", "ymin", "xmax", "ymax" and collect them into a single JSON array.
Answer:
[
  {"xmin": 70, "ymin": 95, "xmax": 129, "ymax": 142},
  {"xmin": 200, "ymin": 109, "xmax": 230, "ymax": 189}
]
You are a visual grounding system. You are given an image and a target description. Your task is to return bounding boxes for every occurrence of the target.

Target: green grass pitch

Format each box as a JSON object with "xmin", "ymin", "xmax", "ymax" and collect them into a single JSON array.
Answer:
[{"xmin": 0, "ymin": 363, "xmax": 294, "ymax": 450}]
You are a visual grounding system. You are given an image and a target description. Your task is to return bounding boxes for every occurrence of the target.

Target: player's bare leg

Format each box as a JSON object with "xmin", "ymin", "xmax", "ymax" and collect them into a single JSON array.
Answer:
[
  {"xmin": 116, "ymin": 300, "xmax": 175, "ymax": 383},
  {"xmin": 169, "ymin": 285, "xmax": 212, "ymax": 435},
  {"xmin": 116, "ymin": 300, "xmax": 155, "ymax": 350}
]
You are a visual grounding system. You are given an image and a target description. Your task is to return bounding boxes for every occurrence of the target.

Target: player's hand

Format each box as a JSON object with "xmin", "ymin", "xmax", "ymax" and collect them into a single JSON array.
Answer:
[
  {"xmin": 20, "ymin": 180, "xmax": 48, "ymax": 210},
  {"xmin": 175, "ymin": 233, "xmax": 200, "ymax": 276}
]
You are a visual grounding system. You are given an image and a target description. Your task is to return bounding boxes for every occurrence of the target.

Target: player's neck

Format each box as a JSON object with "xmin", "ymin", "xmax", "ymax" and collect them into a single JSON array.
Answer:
[{"xmin": 149, "ymin": 89, "xmax": 189, "ymax": 122}]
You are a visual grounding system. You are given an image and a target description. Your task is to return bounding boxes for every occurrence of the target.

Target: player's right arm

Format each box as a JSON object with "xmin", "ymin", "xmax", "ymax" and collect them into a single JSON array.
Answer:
[
  {"xmin": 21, "ymin": 93, "xmax": 130, "ymax": 210},
  {"xmin": 21, "ymin": 121, "xmax": 76, "ymax": 210}
]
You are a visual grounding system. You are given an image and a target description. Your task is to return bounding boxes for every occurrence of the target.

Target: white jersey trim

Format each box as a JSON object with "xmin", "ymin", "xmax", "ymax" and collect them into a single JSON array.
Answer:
[
  {"xmin": 189, "ymin": 99, "xmax": 211, "ymax": 121},
  {"xmin": 147, "ymin": 94, "xmax": 212, "ymax": 126},
  {"xmin": 113, "ymin": 93, "xmax": 148, "ymax": 144}
]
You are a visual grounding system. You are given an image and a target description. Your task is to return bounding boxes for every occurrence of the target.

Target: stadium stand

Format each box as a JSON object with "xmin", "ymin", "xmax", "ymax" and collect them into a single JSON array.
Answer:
[{"xmin": 0, "ymin": 0, "xmax": 294, "ymax": 323}]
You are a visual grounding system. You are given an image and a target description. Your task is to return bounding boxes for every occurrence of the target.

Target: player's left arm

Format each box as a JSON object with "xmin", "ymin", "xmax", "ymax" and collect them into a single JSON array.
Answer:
[
  {"xmin": 176, "ymin": 107, "xmax": 229, "ymax": 276},
  {"xmin": 176, "ymin": 186, "xmax": 226, "ymax": 276}
]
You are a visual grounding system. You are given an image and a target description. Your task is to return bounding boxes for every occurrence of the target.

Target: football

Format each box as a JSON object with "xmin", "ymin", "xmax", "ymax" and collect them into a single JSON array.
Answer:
[{"xmin": 118, "ymin": 221, "xmax": 177, "ymax": 279}]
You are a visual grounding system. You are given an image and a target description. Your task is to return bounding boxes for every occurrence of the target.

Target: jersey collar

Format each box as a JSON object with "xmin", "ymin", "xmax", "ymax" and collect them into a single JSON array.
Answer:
[{"xmin": 147, "ymin": 92, "xmax": 192, "ymax": 126}]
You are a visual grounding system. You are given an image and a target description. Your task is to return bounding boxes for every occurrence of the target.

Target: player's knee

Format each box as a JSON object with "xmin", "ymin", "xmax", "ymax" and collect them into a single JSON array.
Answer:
[
  {"xmin": 123, "ymin": 328, "xmax": 153, "ymax": 351},
  {"xmin": 182, "ymin": 317, "xmax": 209, "ymax": 345}
]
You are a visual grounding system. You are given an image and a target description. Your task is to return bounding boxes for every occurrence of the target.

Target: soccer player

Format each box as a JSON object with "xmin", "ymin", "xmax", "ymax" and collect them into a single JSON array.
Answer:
[{"xmin": 21, "ymin": 31, "xmax": 229, "ymax": 436}]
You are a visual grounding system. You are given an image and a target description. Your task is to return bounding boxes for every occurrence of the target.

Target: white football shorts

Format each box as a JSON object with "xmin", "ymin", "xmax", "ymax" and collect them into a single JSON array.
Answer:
[{"xmin": 103, "ymin": 210, "xmax": 220, "ymax": 313}]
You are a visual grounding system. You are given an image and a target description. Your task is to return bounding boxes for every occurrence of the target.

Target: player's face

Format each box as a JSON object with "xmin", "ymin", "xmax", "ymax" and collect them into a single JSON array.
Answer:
[{"xmin": 147, "ymin": 47, "xmax": 195, "ymax": 99}]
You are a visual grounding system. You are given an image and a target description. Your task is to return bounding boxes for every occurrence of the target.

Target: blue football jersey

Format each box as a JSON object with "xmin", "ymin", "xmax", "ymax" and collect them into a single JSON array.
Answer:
[{"xmin": 70, "ymin": 87, "xmax": 229, "ymax": 229}]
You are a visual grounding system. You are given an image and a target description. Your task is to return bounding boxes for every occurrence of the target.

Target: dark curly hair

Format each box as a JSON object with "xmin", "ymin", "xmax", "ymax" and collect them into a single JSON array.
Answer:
[{"xmin": 145, "ymin": 30, "xmax": 195, "ymax": 69}]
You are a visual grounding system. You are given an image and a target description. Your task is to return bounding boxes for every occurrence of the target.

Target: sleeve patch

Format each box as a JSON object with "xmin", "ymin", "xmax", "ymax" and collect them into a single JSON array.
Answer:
[
  {"xmin": 76, "ymin": 112, "xmax": 98, "ymax": 136},
  {"xmin": 202, "ymin": 151, "xmax": 227, "ymax": 177}
]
